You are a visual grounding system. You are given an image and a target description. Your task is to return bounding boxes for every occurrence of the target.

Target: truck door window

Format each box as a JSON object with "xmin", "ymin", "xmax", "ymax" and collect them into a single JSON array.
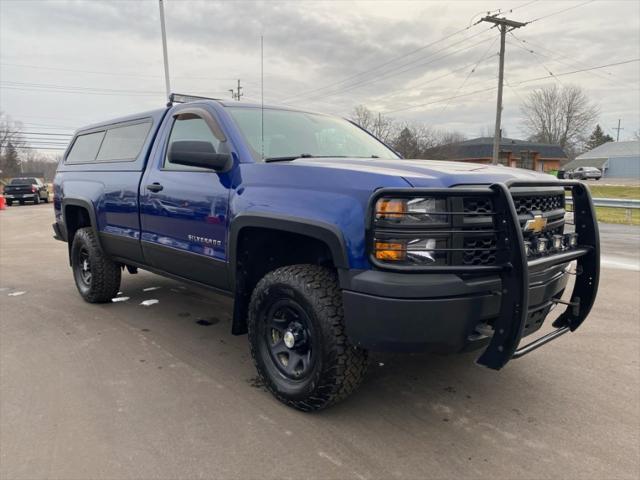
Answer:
[{"xmin": 164, "ymin": 114, "xmax": 224, "ymax": 171}]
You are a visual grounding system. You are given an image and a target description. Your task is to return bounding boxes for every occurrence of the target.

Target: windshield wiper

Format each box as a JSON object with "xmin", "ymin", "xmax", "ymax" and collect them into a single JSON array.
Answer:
[
  {"xmin": 264, "ymin": 154, "xmax": 385, "ymax": 163},
  {"xmin": 264, "ymin": 153, "xmax": 315, "ymax": 163},
  {"xmin": 264, "ymin": 154, "xmax": 354, "ymax": 163}
]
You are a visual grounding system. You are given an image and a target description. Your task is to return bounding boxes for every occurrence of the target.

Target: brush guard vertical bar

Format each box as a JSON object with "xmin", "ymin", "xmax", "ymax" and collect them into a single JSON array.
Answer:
[{"xmin": 476, "ymin": 180, "xmax": 600, "ymax": 369}]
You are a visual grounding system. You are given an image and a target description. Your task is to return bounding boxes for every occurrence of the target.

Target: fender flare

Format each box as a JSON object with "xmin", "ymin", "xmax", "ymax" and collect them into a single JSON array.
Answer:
[
  {"xmin": 61, "ymin": 197, "xmax": 103, "ymax": 252},
  {"xmin": 227, "ymin": 212, "xmax": 350, "ymax": 291}
]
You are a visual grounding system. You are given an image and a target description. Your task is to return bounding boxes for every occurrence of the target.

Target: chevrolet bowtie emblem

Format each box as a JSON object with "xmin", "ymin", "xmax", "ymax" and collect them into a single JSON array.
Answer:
[{"xmin": 524, "ymin": 215, "xmax": 548, "ymax": 234}]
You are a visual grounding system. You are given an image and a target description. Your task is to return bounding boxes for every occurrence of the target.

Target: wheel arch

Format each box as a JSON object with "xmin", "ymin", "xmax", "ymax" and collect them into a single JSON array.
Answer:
[
  {"xmin": 228, "ymin": 213, "xmax": 350, "ymax": 335},
  {"xmin": 62, "ymin": 198, "xmax": 102, "ymax": 263}
]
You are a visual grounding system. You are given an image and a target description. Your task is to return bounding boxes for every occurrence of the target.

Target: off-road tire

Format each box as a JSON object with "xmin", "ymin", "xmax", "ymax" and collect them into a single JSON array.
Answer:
[
  {"xmin": 248, "ymin": 265, "xmax": 368, "ymax": 411},
  {"xmin": 71, "ymin": 227, "xmax": 121, "ymax": 303}
]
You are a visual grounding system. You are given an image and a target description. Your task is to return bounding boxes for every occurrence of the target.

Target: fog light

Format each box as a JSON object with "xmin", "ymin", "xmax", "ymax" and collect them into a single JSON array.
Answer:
[
  {"xmin": 524, "ymin": 241, "xmax": 532, "ymax": 256},
  {"xmin": 535, "ymin": 238, "xmax": 548, "ymax": 254},
  {"xmin": 564, "ymin": 233, "xmax": 578, "ymax": 249},
  {"xmin": 552, "ymin": 235, "xmax": 564, "ymax": 250}
]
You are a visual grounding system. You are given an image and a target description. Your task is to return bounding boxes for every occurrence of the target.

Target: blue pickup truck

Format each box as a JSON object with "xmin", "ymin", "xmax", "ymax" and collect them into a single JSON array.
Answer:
[{"xmin": 53, "ymin": 94, "xmax": 600, "ymax": 411}]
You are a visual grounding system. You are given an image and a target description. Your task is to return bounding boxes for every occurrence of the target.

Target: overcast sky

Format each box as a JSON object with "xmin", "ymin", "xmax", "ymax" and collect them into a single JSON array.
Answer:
[{"xmin": 1, "ymin": 0, "xmax": 638, "ymax": 156}]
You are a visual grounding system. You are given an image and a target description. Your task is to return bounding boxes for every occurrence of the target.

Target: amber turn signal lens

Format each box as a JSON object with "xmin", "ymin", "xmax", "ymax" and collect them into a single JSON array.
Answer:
[
  {"xmin": 376, "ymin": 198, "xmax": 406, "ymax": 220},
  {"xmin": 374, "ymin": 241, "xmax": 406, "ymax": 261}
]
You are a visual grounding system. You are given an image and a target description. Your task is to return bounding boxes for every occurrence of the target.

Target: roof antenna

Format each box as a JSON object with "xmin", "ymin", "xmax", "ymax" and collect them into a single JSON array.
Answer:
[
  {"xmin": 261, "ymin": 34, "xmax": 265, "ymax": 160},
  {"xmin": 158, "ymin": 0, "xmax": 172, "ymax": 106}
]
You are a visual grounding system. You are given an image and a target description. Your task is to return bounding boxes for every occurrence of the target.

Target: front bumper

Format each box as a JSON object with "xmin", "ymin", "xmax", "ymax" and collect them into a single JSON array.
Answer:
[
  {"xmin": 343, "ymin": 265, "xmax": 568, "ymax": 353},
  {"xmin": 345, "ymin": 180, "xmax": 599, "ymax": 370},
  {"xmin": 4, "ymin": 193, "xmax": 37, "ymax": 199}
]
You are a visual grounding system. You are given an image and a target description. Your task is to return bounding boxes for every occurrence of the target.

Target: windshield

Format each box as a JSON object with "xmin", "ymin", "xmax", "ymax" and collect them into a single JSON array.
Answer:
[
  {"xmin": 10, "ymin": 178, "xmax": 37, "ymax": 185},
  {"xmin": 226, "ymin": 107, "xmax": 399, "ymax": 161}
]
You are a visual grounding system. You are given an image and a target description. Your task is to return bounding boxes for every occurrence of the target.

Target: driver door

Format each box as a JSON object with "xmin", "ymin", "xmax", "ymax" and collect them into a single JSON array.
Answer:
[{"xmin": 139, "ymin": 106, "xmax": 232, "ymax": 290}]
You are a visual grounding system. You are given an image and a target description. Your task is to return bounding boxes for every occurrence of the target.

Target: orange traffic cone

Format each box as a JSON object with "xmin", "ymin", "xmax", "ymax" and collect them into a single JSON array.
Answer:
[{"xmin": 0, "ymin": 195, "xmax": 6, "ymax": 210}]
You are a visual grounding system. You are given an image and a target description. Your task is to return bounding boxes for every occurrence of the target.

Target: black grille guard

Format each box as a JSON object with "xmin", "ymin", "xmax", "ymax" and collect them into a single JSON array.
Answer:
[{"xmin": 368, "ymin": 180, "xmax": 600, "ymax": 370}]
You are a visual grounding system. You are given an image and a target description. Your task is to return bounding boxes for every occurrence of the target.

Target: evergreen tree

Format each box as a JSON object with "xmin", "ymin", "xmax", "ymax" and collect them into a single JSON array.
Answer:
[
  {"xmin": 585, "ymin": 124, "xmax": 614, "ymax": 151},
  {"xmin": 391, "ymin": 127, "xmax": 420, "ymax": 158}
]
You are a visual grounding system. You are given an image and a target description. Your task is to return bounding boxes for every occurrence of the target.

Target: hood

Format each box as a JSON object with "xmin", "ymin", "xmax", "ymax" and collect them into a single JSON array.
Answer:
[{"xmin": 290, "ymin": 157, "xmax": 556, "ymax": 187}]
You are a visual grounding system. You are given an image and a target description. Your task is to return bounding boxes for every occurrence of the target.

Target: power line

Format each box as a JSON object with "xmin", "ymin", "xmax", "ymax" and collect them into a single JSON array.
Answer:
[
  {"xmin": 4, "ymin": 145, "xmax": 66, "ymax": 151},
  {"xmin": 280, "ymin": 24, "xmax": 492, "ymax": 103},
  {"xmin": 16, "ymin": 131, "xmax": 72, "ymax": 137},
  {"xmin": 369, "ymin": 51, "xmax": 498, "ymax": 105},
  {"xmin": 13, "ymin": 123, "xmax": 75, "ymax": 131},
  {"xmin": 512, "ymin": 58, "xmax": 640, "ymax": 86},
  {"xmin": 284, "ymin": 29, "xmax": 496, "ymax": 104},
  {"xmin": 437, "ymin": 36, "xmax": 499, "ymax": 118},
  {"xmin": 0, "ymin": 62, "xmax": 255, "ymax": 83},
  {"xmin": 280, "ymin": 0, "xmax": 591, "ymax": 105},
  {"xmin": 506, "ymin": 33, "xmax": 563, "ymax": 86},
  {"xmin": 382, "ymin": 57, "xmax": 639, "ymax": 115},
  {"xmin": 384, "ymin": 83, "xmax": 498, "ymax": 114},
  {"xmin": 507, "ymin": 32, "xmax": 637, "ymax": 90},
  {"xmin": 526, "ymin": 0, "xmax": 596, "ymax": 24}
]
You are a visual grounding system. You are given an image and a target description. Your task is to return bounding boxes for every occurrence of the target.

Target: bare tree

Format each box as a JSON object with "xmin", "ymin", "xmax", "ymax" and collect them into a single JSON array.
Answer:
[
  {"xmin": 349, "ymin": 105, "xmax": 396, "ymax": 143},
  {"xmin": 350, "ymin": 105, "xmax": 375, "ymax": 132},
  {"xmin": 0, "ymin": 112, "xmax": 25, "ymax": 149},
  {"xmin": 390, "ymin": 122, "xmax": 466, "ymax": 158},
  {"xmin": 0, "ymin": 113, "xmax": 26, "ymax": 177},
  {"xmin": 520, "ymin": 85, "xmax": 598, "ymax": 155}
]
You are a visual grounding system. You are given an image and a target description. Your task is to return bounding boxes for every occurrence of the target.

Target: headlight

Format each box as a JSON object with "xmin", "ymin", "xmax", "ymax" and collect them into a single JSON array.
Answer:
[
  {"xmin": 375, "ymin": 197, "xmax": 448, "ymax": 225},
  {"xmin": 370, "ymin": 192, "xmax": 499, "ymax": 269}
]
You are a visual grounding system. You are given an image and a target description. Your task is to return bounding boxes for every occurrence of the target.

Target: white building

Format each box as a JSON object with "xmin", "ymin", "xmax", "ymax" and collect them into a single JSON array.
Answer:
[{"xmin": 566, "ymin": 141, "xmax": 640, "ymax": 178}]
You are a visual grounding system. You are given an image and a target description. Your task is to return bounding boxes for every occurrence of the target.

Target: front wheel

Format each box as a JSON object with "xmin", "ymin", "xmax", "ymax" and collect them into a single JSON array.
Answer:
[
  {"xmin": 248, "ymin": 265, "xmax": 368, "ymax": 411},
  {"xmin": 34, "ymin": 194, "xmax": 40, "ymax": 205},
  {"xmin": 71, "ymin": 227, "xmax": 121, "ymax": 303}
]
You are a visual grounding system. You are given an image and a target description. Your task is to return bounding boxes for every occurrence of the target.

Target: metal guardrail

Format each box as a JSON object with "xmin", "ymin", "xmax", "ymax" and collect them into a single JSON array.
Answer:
[
  {"xmin": 566, "ymin": 197, "xmax": 640, "ymax": 209},
  {"xmin": 566, "ymin": 196, "xmax": 639, "ymax": 224}
]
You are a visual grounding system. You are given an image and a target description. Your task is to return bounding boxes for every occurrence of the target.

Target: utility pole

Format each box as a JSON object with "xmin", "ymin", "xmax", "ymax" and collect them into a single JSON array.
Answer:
[
  {"xmin": 229, "ymin": 79, "xmax": 243, "ymax": 101},
  {"xmin": 613, "ymin": 119, "xmax": 623, "ymax": 141},
  {"xmin": 481, "ymin": 15, "xmax": 527, "ymax": 165},
  {"xmin": 158, "ymin": 0, "xmax": 171, "ymax": 102}
]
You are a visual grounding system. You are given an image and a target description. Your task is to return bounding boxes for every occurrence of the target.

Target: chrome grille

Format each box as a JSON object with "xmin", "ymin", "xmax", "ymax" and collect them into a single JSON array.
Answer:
[
  {"xmin": 461, "ymin": 190, "xmax": 566, "ymax": 265},
  {"xmin": 513, "ymin": 194, "xmax": 564, "ymax": 214}
]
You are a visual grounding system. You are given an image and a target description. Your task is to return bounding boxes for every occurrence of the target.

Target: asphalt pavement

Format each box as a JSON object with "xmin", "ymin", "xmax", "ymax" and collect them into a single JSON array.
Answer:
[{"xmin": 1, "ymin": 204, "xmax": 639, "ymax": 480}]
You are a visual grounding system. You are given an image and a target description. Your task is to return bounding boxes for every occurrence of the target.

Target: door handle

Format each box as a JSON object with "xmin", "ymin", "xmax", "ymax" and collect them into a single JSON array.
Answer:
[{"xmin": 146, "ymin": 183, "xmax": 163, "ymax": 193}]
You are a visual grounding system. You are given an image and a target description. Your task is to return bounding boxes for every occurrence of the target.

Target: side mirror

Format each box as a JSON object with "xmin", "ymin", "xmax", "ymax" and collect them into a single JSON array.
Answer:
[{"xmin": 168, "ymin": 141, "xmax": 232, "ymax": 172}]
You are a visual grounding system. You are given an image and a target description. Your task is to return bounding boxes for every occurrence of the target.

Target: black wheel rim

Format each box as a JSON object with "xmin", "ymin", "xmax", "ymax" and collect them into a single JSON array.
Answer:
[
  {"xmin": 77, "ymin": 247, "xmax": 92, "ymax": 285},
  {"xmin": 263, "ymin": 298, "xmax": 315, "ymax": 380}
]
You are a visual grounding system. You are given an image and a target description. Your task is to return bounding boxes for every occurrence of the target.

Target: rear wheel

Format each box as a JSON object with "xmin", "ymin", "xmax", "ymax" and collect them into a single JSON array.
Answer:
[
  {"xmin": 19, "ymin": 200, "xmax": 25, "ymax": 205},
  {"xmin": 248, "ymin": 265, "xmax": 368, "ymax": 411},
  {"xmin": 6, "ymin": 200, "xmax": 12, "ymax": 207},
  {"xmin": 71, "ymin": 227, "xmax": 121, "ymax": 303}
]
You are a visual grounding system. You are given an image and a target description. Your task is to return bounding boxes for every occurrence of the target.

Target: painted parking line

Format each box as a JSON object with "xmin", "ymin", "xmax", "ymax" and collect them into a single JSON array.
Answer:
[{"xmin": 601, "ymin": 255, "xmax": 640, "ymax": 272}]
